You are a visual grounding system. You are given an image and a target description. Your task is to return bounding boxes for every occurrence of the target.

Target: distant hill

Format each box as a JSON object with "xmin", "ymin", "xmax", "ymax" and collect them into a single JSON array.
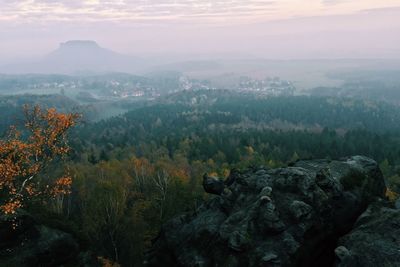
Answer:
[{"xmin": 0, "ymin": 40, "xmax": 146, "ymax": 74}]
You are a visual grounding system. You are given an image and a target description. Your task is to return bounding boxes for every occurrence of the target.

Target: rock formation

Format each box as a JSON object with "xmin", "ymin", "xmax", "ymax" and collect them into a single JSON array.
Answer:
[
  {"xmin": 145, "ymin": 156, "xmax": 394, "ymax": 267},
  {"xmin": 0, "ymin": 211, "xmax": 97, "ymax": 267},
  {"xmin": 1, "ymin": 40, "xmax": 143, "ymax": 74},
  {"xmin": 202, "ymin": 174, "xmax": 225, "ymax": 195},
  {"xmin": 335, "ymin": 201, "xmax": 400, "ymax": 267}
]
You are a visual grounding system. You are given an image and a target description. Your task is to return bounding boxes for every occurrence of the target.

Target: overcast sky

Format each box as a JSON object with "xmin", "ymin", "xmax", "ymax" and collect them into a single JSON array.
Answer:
[{"xmin": 1, "ymin": 0, "xmax": 400, "ymax": 61}]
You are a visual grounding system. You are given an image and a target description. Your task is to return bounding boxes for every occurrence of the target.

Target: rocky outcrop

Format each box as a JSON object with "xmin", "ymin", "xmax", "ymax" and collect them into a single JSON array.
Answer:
[
  {"xmin": 335, "ymin": 201, "xmax": 400, "ymax": 267},
  {"xmin": 0, "ymin": 211, "xmax": 97, "ymax": 267},
  {"xmin": 203, "ymin": 174, "xmax": 225, "ymax": 195},
  {"xmin": 145, "ymin": 156, "xmax": 387, "ymax": 267}
]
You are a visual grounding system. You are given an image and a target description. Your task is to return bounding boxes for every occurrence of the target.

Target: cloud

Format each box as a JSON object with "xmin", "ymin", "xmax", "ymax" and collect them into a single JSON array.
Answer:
[
  {"xmin": 2, "ymin": 0, "xmax": 400, "ymax": 27},
  {"xmin": 0, "ymin": 0, "xmax": 278, "ymax": 24},
  {"xmin": 321, "ymin": 0, "xmax": 348, "ymax": 5}
]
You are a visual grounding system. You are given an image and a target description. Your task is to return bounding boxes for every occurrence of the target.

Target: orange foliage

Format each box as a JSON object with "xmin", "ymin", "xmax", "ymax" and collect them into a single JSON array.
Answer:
[
  {"xmin": 0, "ymin": 105, "xmax": 79, "ymax": 214},
  {"xmin": 386, "ymin": 187, "xmax": 399, "ymax": 202},
  {"xmin": 98, "ymin": 257, "xmax": 121, "ymax": 267},
  {"xmin": 50, "ymin": 176, "xmax": 73, "ymax": 196},
  {"xmin": 0, "ymin": 199, "xmax": 22, "ymax": 215},
  {"xmin": 208, "ymin": 171, "xmax": 219, "ymax": 177}
]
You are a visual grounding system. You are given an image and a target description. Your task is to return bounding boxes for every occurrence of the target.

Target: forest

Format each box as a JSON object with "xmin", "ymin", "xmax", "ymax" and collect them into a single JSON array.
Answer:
[{"xmin": 2, "ymin": 90, "xmax": 400, "ymax": 266}]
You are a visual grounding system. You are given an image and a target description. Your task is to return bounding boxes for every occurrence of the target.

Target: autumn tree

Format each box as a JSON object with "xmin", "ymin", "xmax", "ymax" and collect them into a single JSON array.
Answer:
[
  {"xmin": 132, "ymin": 156, "xmax": 154, "ymax": 194},
  {"xmin": 152, "ymin": 169, "xmax": 170, "ymax": 220},
  {"xmin": 0, "ymin": 105, "xmax": 79, "ymax": 214}
]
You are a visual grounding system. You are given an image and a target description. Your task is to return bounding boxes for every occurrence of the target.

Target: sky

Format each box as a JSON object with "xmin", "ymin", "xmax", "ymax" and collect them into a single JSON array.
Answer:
[{"xmin": 1, "ymin": 0, "xmax": 400, "ymax": 61}]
